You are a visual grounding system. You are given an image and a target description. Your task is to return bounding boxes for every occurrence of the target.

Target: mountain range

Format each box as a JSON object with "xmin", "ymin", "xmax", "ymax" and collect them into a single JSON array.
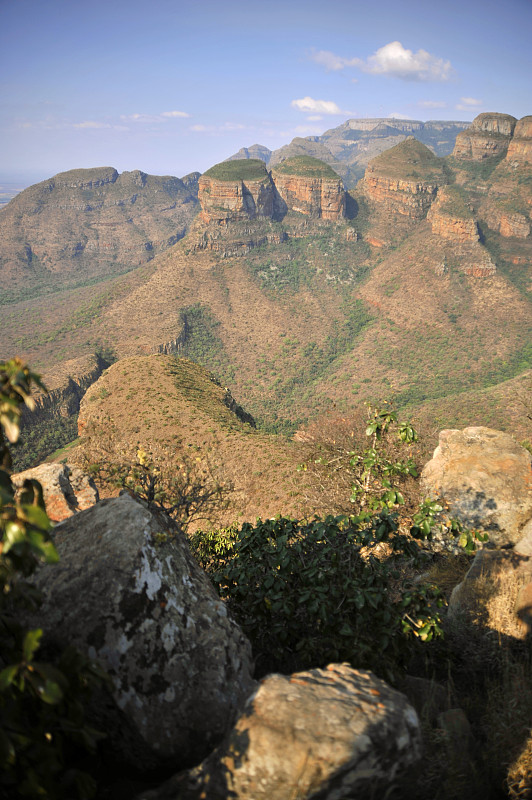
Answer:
[{"xmin": 0, "ymin": 111, "xmax": 531, "ymax": 478}]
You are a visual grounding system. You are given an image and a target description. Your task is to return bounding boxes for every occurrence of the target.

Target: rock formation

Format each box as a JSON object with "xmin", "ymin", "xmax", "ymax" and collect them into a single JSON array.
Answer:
[
  {"xmin": 198, "ymin": 157, "xmax": 345, "ymax": 224},
  {"xmin": 198, "ymin": 160, "xmax": 275, "ymax": 224},
  {"xmin": 452, "ymin": 113, "xmax": 517, "ymax": 161},
  {"xmin": 362, "ymin": 138, "xmax": 446, "ymax": 219},
  {"xmin": 421, "ymin": 427, "xmax": 532, "ymax": 548},
  {"xmin": 12, "ymin": 463, "xmax": 98, "ymax": 523},
  {"xmin": 27, "ymin": 493, "xmax": 255, "ymax": 770},
  {"xmin": 506, "ymin": 116, "xmax": 532, "ymax": 165},
  {"xmin": 138, "ymin": 663, "xmax": 421, "ymax": 800},
  {"xmin": 427, "ymin": 186, "xmax": 480, "ymax": 242}
]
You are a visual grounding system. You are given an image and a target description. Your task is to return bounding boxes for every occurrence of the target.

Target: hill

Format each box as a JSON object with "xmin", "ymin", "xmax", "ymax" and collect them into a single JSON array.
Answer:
[{"xmin": 0, "ymin": 166, "xmax": 199, "ymax": 306}]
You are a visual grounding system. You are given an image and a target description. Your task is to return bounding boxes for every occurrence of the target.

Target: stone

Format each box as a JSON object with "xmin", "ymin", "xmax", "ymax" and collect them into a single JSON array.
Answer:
[
  {"xmin": 448, "ymin": 548, "xmax": 532, "ymax": 639},
  {"xmin": 453, "ymin": 113, "xmax": 517, "ymax": 161},
  {"xmin": 270, "ymin": 171, "xmax": 345, "ymax": 220},
  {"xmin": 421, "ymin": 427, "xmax": 532, "ymax": 548},
  {"xmin": 136, "ymin": 663, "xmax": 422, "ymax": 800},
  {"xmin": 12, "ymin": 462, "xmax": 99, "ymax": 523},
  {"xmin": 27, "ymin": 493, "xmax": 255, "ymax": 770},
  {"xmin": 506, "ymin": 115, "xmax": 532, "ymax": 165}
]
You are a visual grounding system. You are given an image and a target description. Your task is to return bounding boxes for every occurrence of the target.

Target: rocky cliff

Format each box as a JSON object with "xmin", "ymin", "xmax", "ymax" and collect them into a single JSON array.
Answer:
[
  {"xmin": 427, "ymin": 186, "xmax": 480, "ymax": 243},
  {"xmin": 362, "ymin": 138, "xmax": 446, "ymax": 218},
  {"xmin": 198, "ymin": 157, "xmax": 345, "ymax": 224},
  {"xmin": 506, "ymin": 116, "xmax": 532, "ymax": 165},
  {"xmin": 452, "ymin": 113, "xmax": 517, "ymax": 161},
  {"xmin": 271, "ymin": 157, "xmax": 345, "ymax": 220}
]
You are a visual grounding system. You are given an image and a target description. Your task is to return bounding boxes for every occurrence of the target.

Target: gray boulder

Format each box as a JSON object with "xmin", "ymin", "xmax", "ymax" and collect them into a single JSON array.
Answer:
[
  {"xmin": 137, "ymin": 663, "xmax": 422, "ymax": 800},
  {"xmin": 421, "ymin": 427, "xmax": 532, "ymax": 548},
  {"xmin": 28, "ymin": 493, "xmax": 255, "ymax": 770}
]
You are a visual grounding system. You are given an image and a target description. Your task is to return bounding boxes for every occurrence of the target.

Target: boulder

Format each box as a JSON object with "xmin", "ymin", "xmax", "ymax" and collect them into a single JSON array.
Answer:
[
  {"xmin": 27, "ymin": 493, "xmax": 255, "ymax": 770},
  {"xmin": 448, "ymin": 548, "xmax": 532, "ymax": 639},
  {"xmin": 12, "ymin": 462, "xmax": 99, "ymax": 522},
  {"xmin": 137, "ymin": 663, "xmax": 422, "ymax": 800},
  {"xmin": 421, "ymin": 427, "xmax": 532, "ymax": 548}
]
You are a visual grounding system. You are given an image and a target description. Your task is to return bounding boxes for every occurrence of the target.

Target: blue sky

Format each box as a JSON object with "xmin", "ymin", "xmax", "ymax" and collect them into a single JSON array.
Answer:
[{"xmin": 1, "ymin": 0, "xmax": 531, "ymax": 185}]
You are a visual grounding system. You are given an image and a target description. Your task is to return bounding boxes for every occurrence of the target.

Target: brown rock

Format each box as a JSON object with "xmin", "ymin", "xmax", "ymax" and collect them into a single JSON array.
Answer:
[
  {"xmin": 452, "ymin": 113, "xmax": 517, "ymax": 161},
  {"xmin": 421, "ymin": 427, "xmax": 532, "ymax": 547},
  {"xmin": 499, "ymin": 211, "xmax": 531, "ymax": 238},
  {"xmin": 427, "ymin": 188, "xmax": 480, "ymax": 242},
  {"xmin": 12, "ymin": 463, "xmax": 98, "ymax": 522},
  {"xmin": 271, "ymin": 172, "xmax": 345, "ymax": 220},
  {"xmin": 138, "ymin": 663, "xmax": 421, "ymax": 800},
  {"xmin": 363, "ymin": 174, "xmax": 439, "ymax": 219},
  {"xmin": 506, "ymin": 115, "xmax": 532, "ymax": 165},
  {"xmin": 198, "ymin": 175, "xmax": 275, "ymax": 225},
  {"xmin": 448, "ymin": 548, "xmax": 532, "ymax": 639}
]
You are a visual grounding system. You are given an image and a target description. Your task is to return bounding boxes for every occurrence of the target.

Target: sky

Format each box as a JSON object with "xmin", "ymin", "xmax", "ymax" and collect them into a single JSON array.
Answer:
[{"xmin": 1, "ymin": 0, "xmax": 531, "ymax": 186}]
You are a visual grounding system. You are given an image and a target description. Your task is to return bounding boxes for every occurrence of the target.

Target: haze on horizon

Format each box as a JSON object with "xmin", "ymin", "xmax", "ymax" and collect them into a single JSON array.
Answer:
[{"xmin": 1, "ymin": 0, "xmax": 531, "ymax": 188}]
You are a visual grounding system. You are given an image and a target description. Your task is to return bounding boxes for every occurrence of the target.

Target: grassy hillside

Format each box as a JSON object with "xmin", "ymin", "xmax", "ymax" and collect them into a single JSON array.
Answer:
[
  {"xmin": 203, "ymin": 159, "xmax": 269, "ymax": 182},
  {"xmin": 272, "ymin": 156, "xmax": 340, "ymax": 179}
]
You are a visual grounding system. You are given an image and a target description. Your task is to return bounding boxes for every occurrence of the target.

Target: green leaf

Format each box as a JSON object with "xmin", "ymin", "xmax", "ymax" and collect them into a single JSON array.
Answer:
[
  {"xmin": 23, "ymin": 629, "xmax": 43, "ymax": 662},
  {"xmin": 0, "ymin": 664, "xmax": 19, "ymax": 691},
  {"xmin": 38, "ymin": 679, "xmax": 64, "ymax": 705}
]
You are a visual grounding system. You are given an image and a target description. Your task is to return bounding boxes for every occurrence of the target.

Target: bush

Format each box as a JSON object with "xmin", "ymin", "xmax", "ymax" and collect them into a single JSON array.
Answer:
[{"xmin": 191, "ymin": 511, "xmax": 445, "ymax": 679}]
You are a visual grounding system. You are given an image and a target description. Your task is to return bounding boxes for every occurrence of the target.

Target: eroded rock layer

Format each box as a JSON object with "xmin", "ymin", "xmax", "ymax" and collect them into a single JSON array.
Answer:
[{"xmin": 453, "ymin": 113, "xmax": 517, "ymax": 161}]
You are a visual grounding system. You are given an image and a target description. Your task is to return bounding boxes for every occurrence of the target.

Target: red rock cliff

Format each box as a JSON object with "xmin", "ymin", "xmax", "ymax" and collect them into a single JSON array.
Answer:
[
  {"xmin": 271, "ymin": 172, "xmax": 345, "ymax": 220},
  {"xmin": 506, "ymin": 116, "xmax": 532, "ymax": 165},
  {"xmin": 453, "ymin": 113, "xmax": 517, "ymax": 161}
]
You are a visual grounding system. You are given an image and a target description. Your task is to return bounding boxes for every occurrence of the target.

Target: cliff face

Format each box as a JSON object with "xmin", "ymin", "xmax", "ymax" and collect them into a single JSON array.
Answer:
[
  {"xmin": 362, "ymin": 138, "xmax": 446, "ymax": 219},
  {"xmin": 452, "ymin": 113, "xmax": 517, "ymax": 161},
  {"xmin": 506, "ymin": 116, "xmax": 532, "ymax": 165},
  {"xmin": 198, "ymin": 157, "xmax": 345, "ymax": 224},
  {"xmin": 198, "ymin": 175, "xmax": 275, "ymax": 224},
  {"xmin": 271, "ymin": 173, "xmax": 345, "ymax": 220},
  {"xmin": 427, "ymin": 187, "xmax": 480, "ymax": 243}
]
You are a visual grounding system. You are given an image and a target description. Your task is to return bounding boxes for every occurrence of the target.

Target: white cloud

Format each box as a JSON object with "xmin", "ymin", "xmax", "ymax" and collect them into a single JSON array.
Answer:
[
  {"xmin": 121, "ymin": 111, "xmax": 190, "ymax": 123},
  {"xmin": 418, "ymin": 100, "xmax": 447, "ymax": 108},
  {"xmin": 388, "ymin": 113, "xmax": 412, "ymax": 120},
  {"xmin": 291, "ymin": 96, "xmax": 346, "ymax": 115},
  {"xmin": 307, "ymin": 115, "xmax": 323, "ymax": 121},
  {"xmin": 160, "ymin": 110, "xmax": 190, "ymax": 118},
  {"xmin": 456, "ymin": 97, "xmax": 483, "ymax": 111},
  {"xmin": 312, "ymin": 41, "xmax": 453, "ymax": 82},
  {"xmin": 189, "ymin": 122, "xmax": 249, "ymax": 135},
  {"xmin": 73, "ymin": 121, "xmax": 113, "ymax": 129}
]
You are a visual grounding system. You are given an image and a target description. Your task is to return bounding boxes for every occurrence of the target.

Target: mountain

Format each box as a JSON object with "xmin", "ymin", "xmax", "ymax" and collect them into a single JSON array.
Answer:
[
  {"xmin": 0, "ymin": 166, "xmax": 200, "ymax": 305},
  {"xmin": 3, "ymin": 112, "xmax": 531, "ymax": 469},
  {"xmin": 227, "ymin": 118, "xmax": 470, "ymax": 188}
]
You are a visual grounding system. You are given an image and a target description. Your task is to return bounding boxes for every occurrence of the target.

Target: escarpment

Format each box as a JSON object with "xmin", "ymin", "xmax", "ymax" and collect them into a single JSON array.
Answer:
[
  {"xmin": 198, "ymin": 157, "xmax": 345, "ymax": 225},
  {"xmin": 506, "ymin": 116, "xmax": 532, "ymax": 165},
  {"xmin": 362, "ymin": 137, "xmax": 446, "ymax": 219},
  {"xmin": 452, "ymin": 112, "xmax": 517, "ymax": 161},
  {"xmin": 427, "ymin": 186, "xmax": 480, "ymax": 243}
]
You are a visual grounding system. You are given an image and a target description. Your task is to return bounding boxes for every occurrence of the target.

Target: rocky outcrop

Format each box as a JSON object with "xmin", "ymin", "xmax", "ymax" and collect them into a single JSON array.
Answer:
[
  {"xmin": 499, "ymin": 211, "xmax": 531, "ymax": 238},
  {"xmin": 198, "ymin": 173, "xmax": 275, "ymax": 225},
  {"xmin": 362, "ymin": 138, "xmax": 446, "ymax": 219},
  {"xmin": 427, "ymin": 187, "xmax": 480, "ymax": 242},
  {"xmin": 138, "ymin": 664, "xmax": 421, "ymax": 800},
  {"xmin": 421, "ymin": 427, "xmax": 532, "ymax": 548},
  {"xmin": 27, "ymin": 493, "xmax": 255, "ymax": 771},
  {"xmin": 27, "ymin": 354, "xmax": 107, "ymax": 422},
  {"xmin": 198, "ymin": 157, "xmax": 345, "ymax": 224},
  {"xmin": 270, "ymin": 169, "xmax": 345, "ymax": 220},
  {"xmin": 12, "ymin": 463, "xmax": 98, "ymax": 523},
  {"xmin": 452, "ymin": 113, "xmax": 517, "ymax": 161},
  {"xmin": 225, "ymin": 144, "xmax": 272, "ymax": 166},
  {"xmin": 506, "ymin": 116, "xmax": 532, "ymax": 165}
]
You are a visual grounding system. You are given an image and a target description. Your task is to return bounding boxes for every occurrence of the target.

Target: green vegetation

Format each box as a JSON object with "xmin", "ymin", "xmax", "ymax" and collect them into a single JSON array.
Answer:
[
  {"xmin": 438, "ymin": 185, "xmax": 474, "ymax": 218},
  {"xmin": 372, "ymin": 138, "xmax": 447, "ymax": 182},
  {"xmin": 203, "ymin": 158, "xmax": 269, "ymax": 182},
  {"xmin": 272, "ymin": 156, "xmax": 339, "ymax": 179},
  {"xmin": 12, "ymin": 415, "xmax": 79, "ymax": 472},
  {"xmin": 447, "ymin": 151, "xmax": 507, "ymax": 182},
  {"xmin": 177, "ymin": 304, "xmax": 235, "ymax": 384}
]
